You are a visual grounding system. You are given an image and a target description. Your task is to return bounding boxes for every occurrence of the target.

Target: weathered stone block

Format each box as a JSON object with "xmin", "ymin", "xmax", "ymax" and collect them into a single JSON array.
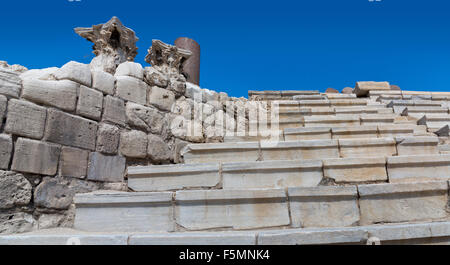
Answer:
[
  {"xmin": 358, "ymin": 182, "xmax": 448, "ymax": 225},
  {"xmin": 260, "ymin": 140, "xmax": 339, "ymax": 161},
  {"xmin": 0, "ymin": 95, "xmax": 6, "ymax": 124},
  {"xmin": 175, "ymin": 189, "xmax": 290, "ymax": 230},
  {"xmin": 4, "ymin": 99, "xmax": 47, "ymax": 139},
  {"xmin": 395, "ymin": 136, "xmax": 439, "ymax": 156},
  {"xmin": 258, "ymin": 227, "xmax": 366, "ymax": 245},
  {"xmin": 304, "ymin": 116, "xmax": 359, "ymax": 127},
  {"xmin": 0, "ymin": 171, "xmax": 32, "ymax": 209},
  {"xmin": 144, "ymin": 67, "xmax": 169, "ymax": 88},
  {"xmin": 127, "ymin": 163, "xmax": 220, "ymax": 192},
  {"xmin": 222, "ymin": 160, "xmax": 323, "ymax": 189},
  {"xmin": 148, "ymin": 86, "xmax": 175, "ymax": 111},
  {"xmin": 21, "ymin": 79, "xmax": 78, "ymax": 111},
  {"xmin": 115, "ymin": 61, "xmax": 144, "ymax": 79},
  {"xmin": 147, "ymin": 134, "xmax": 171, "ymax": 162},
  {"xmin": 44, "ymin": 109, "xmax": 98, "ymax": 151},
  {"xmin": 103, "ymin": 96, "xmax": 126, "ymax": 126},
  {"xmin": 125, "ymin": 102, "xmax": 164, "ymax": 134},
  {"xmin": 59, "ymin": 147, "xmax": 89, "ymax": 178},
  {"xmin": 129, "ymin": 232, "xmax": 256, "ymax": 245},
  {"xmin": 11, "ymin": 138, "xmax": 60, "ymax": 175},
  {"xmin": 119, "ymin": 130, "xmax": 148, "ymax": 158},
  {"xmin": 0, "ymin": 68, "xmax": 21, "ymax": 98},
  {"xmin": 96, "ymin": 123, "xmax": 120, "ymax": 154},
  {"xmin": 331, "ymin": 125, "xmax": 378, "ymax": 139},
  {"xmin": 115, "ymin": 76, "xmax": 147, "ymax": 105},
  {"xmin": 76, "ymin": 86, "xmax": 103, "ymax": 120},
  {"xmin": 323, "ymin": 157, "xmax": 387, "ymax": 183},
  {"xmin": 74, "ymin": 191, "xmax": 174, "ymax": 232},
  {"xmin": 182, "ymin": 142, "xmax": 260, "ymax": 164},
  {"xmin": 387, "ymin": 155, "xmax": 450, "ymax": 183},
  {"xmin": 284, "ymin": 127, "xmax": 331, "ymax": 141},
  {"xmin": 34, "ymin": 177, "xmax": 101, "ymax": 210},
  {"xmin": 91, "ymin": 70, "xmax": 115, "ymax": 95},
  {"xmin": 54, "ymin": 61, "xmax": 92, "ymax": 87},
  {"xmin": 87, "ymin": 152, "xmax": 126, "ymax": 182},
  {"xmin": 0, "ymin": 134, "xmax": 12, "ymax": 169},
  {"xmin": 354, "ymin": 81, "xmax": 390, "ymax": 96},
  {"xmin": 338, "ymin": 138, "xmax": 397, "ymax": 158},
  {"xmin": 288, "ymin": 186, "xmax": 360, "ymax": 228}
]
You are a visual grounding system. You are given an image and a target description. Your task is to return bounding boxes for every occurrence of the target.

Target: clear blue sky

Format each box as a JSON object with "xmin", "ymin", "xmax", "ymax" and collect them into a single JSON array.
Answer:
[{"xmin": 1, "ymin": 0, "xmax": 449, "ymax": 97}]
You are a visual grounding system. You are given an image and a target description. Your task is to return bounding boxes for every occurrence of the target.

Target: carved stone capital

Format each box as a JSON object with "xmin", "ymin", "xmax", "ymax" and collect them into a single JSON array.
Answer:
[
  {"xmin": 145, "ymin": 40, "xmax": 191, "ymax": 74},
  {"xmin": 74, "ymin": 16, "xmax": 139, "ymax": 74}
]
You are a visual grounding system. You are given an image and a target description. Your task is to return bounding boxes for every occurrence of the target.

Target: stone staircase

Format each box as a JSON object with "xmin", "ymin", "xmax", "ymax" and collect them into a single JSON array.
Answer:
[{"xmin": 3, "ymin": 88, "xmax": 450, "ymax": 245}]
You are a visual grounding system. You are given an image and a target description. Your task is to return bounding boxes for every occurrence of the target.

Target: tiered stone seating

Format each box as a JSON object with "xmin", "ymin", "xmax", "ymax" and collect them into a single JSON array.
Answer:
[{"xmin": 4, "ymin": 86, "xmax": 450, "ymax": 245}]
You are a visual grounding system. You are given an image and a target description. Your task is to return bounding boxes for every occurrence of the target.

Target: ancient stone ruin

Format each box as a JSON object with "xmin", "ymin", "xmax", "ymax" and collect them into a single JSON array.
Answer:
[{"xmin": 1, "ymin": 17, "xmax": 450, "ymax": 245}]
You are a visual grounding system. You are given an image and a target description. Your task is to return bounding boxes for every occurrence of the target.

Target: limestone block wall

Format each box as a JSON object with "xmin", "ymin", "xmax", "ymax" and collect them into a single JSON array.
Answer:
[{"xmin": 0, "ymin": 60, "xmax": 243, "ymax": 234}]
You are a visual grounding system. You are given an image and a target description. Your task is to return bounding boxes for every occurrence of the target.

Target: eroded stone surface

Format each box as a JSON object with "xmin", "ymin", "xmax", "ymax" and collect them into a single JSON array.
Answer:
[
  {"xmin": 11, "ymin": 138, "xmax": 60, "ymax": 175},
  {"xmin": 87, "ymin": 152, "xmax": 126, "ymax": 182},
  {"xmin": 59, "ymin": 147, "xmax": 89, "ymax": 179},
  {"xmin": 91, "ymin": 70, "xmax": 115, "ymax": 95},
  {"xmin": 103, "ymin": 96, "xmax": 126, "ymax": 126},
  {"xmin": 0, "ymin": 134, "xmax": 13, "ymax": 169},
  {"xmin": 21, "ymin": 79, "xmax": 78, "ymax": 111},
  {"xmin": 0, "ymin": 171, "xmax": 32, "ymax": 209},
  {"xmin": 76, "ymin": 86, "xmax": 103, "ymax": 120},
  {"xmin": 147, "ymin": 134, "xmax": 171, "ymax": 162},
  {"xmin": 119, "ymin": 130, "xmax": 148, "ymax": 158},
  {"xmin": 4, "ymin": 99, "xmax": 47, "ymax": 139},
  {"xmin": 44, "ymin": 109, "xmax": 98, "ymax": 151},
  {"xmin": 0, "ymin": 68, "xmax": 21, "ymax": 98},
  {"xmin": 96, "ymin": 123, "xmax": 120, "ymax": 154},
  {"xmin": 54, "ymin": 61, "xmax": 92, "ymax": 87},
  {"xmin": 115, "ymin": 76, "xmax": 147, "ymax": 105},
  {"xmin": 125, "ymin": 102, "xmax": 164, "ymax": 134}
]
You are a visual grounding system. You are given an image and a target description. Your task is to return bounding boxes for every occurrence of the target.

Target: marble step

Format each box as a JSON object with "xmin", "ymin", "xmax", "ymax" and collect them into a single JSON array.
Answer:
[
  {"xmin": 127, "ymin": 156, "xmax": 393, "ymax": 191},
  {"xmin": 72, "ymin": 181, "xmax": 450, "ymax": 233},
  {"xmin": 4, "ymin": 221, "xmax": 450, "ymax": 245},
  {"xmin": 184, "ymin": 135, "xmax": 440, "ymax": 163},
  {"xmin": 387, "ymin": 154, "xmax": 450, "ymax": 183}
]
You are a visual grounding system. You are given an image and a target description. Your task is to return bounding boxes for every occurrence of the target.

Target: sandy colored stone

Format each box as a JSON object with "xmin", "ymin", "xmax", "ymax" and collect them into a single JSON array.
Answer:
[
  {"xmin": 0, "ymin": 135, "xmax": 12, "ymax": 169},
  {"xmin": 74, "ymin": 191, "xmax": 174, "ymax": 232},
  {"xmin": 115, "ymin": 76, "xmax": 147, "ymax": 105},
  {"xmin": 44, "ymin": 109, "xmax": 98, "ymax": 151},
  {"xmin": 125, "ymin": 102, "xmax": 164, "ymax": 134},
  {"xmin": 260, "ymin": 140, "xmax": 339, "ymax": 161},
  {"xmin": 59, "ymin": 147, "xmax": 89, "ymax": 179},
  {"xmin": 21, "ymin": 79, "xmax": 78, "ymax": 111},
  {"xmin": 175, "ymin": 189, "xmax": 290, "ymax": 230},
  {"xmin": 358, "ymin": 182, "xmax": 448, "ymax": 225},
  {"xmin": 288, "ymin": 186, "xmax": 359, "ymax": 228},
  {"xmin": 387, "ymin": 155, "xmax": 450, "ymax": 183},
  {"xmin": 338, "ymin": 138, "xmax": 396, "ymax": 158},
  {"xmin": 148, "ymin": 86, "xmax": 175, "ymax": 111},
  {"xmin": 127, "ymin": 163, "xmax": 220, "ymax": 192},
  {"xmin": 323, "ymin": 157, "xmax": 387, "ymax": 183},
  {"xmin": 222, "ymin": 160, "xmax": 323, "ymax": 189},
  {"xmin": 147, "ymin": 134, "xmax": 171, "ymax": 162},
  {"xmin": 103, "ymin": 95, "xmax": 126, "ymax": 126},
  {"xmin": 76, "ymin": 86, "xmax": 103, "ymax": 120},
  {"xmin": 4, "ymin": 99, "xmax": 47, "ymax": 139},
  {"xmin": 87, "ymin": 152, "xmax": 126, "ymax": 182},
  {"xmin": 54, "ymin": 61, "xmax": 92, "ymax": 87},
  {"xmin": 0, "ymin": 171, "xmax": 32, "ymax": 209},
  {"xmin": 119, "ymin": 130, "xmax": 148, "ymax": 158},
  {"xmin": 91, "ymin": 70, "xmax": 115, "ymax": 95},
  {"xmin": 96, "ymin": 123, "xmax": 120, "ymax": 154},
  {"xmin": 11, "ymin": 138, "xmax": 60, "ymax": 175},
  {"xmin": 354, "ymin": 81, "xmax": 390, "ymax": 96}
]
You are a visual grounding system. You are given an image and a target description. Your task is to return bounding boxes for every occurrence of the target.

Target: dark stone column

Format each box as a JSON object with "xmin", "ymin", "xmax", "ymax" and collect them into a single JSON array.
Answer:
[{"xmin": 175, "ymin": 37, "xmax": 200, "ymax": 85}]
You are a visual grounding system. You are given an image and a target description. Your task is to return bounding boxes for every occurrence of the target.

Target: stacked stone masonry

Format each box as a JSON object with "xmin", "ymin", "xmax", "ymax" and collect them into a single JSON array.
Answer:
[{"xmin": 2, "ymin": 26, "xmax": 450, "ymax": 244}]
